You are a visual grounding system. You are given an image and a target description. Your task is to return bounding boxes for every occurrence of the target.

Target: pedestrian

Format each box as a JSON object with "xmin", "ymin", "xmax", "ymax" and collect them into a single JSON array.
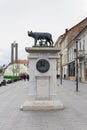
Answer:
[
  {"xmin": 26, "ymin": 75, "xmax": 29, "ymax": 81},
  {"xmin": 23, "ymin": 74, "xmax": 26, "ymax": 81},
  {"xmin": 56, "ymin": 74, "xmax": 59, "ymax": 79},
  {"xmin": 64, "ymin": 74, "xmax": 66, "ymax": 79}
]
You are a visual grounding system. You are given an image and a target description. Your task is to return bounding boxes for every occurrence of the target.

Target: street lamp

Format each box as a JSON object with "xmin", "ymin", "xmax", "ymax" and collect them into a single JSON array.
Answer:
[
  {"xmin": 60, "ymin": 53, "xmax": 63, "ymax": 85},
  {"xmin": 74, "ymin": 40, "xmax": 79, "ymax": 92}
]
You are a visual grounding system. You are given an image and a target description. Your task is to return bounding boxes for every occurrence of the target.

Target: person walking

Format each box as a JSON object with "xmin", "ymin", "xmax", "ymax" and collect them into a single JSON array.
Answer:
[{"xmin": 23, "ymin": 74, "xmax": 26, "ymax": 81}]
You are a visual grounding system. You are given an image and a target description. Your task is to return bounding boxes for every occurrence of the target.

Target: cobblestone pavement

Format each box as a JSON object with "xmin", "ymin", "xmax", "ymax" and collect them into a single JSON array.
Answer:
[{"xmin": 0, "ymin": 80, "xmax": 87, "ymax": 130}]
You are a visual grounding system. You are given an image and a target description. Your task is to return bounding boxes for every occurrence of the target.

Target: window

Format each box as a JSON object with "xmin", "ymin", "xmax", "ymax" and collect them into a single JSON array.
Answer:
[
  {"xmin": 83, "ymin": 40, "xmax": 85, "ymax": 50},
  {"xmin": 79, "ymin": 42, "xmax": 81, "ymax": 50}
]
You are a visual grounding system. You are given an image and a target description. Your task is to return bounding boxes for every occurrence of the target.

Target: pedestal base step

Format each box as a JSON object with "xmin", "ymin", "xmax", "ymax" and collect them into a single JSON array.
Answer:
[{"xmin": 20, "ymin": 100, "xmax": 64, "ymax": 111}]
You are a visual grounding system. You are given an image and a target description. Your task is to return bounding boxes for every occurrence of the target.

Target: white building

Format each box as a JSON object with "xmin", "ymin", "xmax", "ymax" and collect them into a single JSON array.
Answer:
[{"xmin": 75, "ymin": 25, "xmax": 87, "ymax": 82}]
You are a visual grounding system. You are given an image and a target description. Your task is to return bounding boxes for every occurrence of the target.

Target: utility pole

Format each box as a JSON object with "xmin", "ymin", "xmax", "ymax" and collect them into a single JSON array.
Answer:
[{"xmin": 75, "ymin": 41, "xmax": 78, "ymax": 92}]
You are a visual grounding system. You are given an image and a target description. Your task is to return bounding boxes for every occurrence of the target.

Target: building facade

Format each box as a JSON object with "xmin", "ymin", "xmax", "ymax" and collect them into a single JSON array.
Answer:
[
  {"xmin": 74, "ymin": 26, "xmax": 87, "ymax": 82},
  {"xmin": 55, "ymin": 17, "xmax": 87, "ymax": 82}
]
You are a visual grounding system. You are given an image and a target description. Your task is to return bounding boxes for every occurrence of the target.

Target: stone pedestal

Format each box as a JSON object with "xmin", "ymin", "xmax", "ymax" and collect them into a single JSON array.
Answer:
[
  {"xmin": 20, "ymin": 47, "xmax": 64, "ymax": 110},
  {"xmin": 36, "ymin": 76, "xmax": 50, "ymax": 100}
]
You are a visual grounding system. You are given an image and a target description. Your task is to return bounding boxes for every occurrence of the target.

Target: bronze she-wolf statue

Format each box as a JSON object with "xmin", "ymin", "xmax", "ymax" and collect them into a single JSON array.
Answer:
[{"xmin": 28, "ymin": 31, "xmax": 54, "ymax": 46}]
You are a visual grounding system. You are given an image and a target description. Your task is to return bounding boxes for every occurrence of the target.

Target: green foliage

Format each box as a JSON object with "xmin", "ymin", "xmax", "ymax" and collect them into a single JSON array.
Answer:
[
  {"xmin": 4, "ymin": 75, "xmax": 19, "ymax": 79},
  {"xmin": 0, "ymin": 68, "xmax": 3, "ymax": 73},
  {"xmin": 2, "ymin": 79, "xmax": 6, "ymax": 86}
]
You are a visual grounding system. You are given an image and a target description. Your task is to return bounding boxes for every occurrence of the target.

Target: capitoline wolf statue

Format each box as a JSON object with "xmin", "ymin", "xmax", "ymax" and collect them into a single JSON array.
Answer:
[{"xmin": 28, "ymin": 31, "xmax": 54, "ymax": 47}]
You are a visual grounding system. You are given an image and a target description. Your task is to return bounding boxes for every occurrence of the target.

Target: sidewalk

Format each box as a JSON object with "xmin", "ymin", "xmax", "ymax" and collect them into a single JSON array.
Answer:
[{"xmin": 0, "ymin": 80, "xmax": 87, "ymax": 130}]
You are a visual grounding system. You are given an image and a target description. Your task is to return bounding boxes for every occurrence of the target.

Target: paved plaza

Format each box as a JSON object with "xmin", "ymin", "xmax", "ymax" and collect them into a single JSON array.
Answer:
[{"xmin": 0, "ymin": 79, "xmax": 87, "ymax": 130}]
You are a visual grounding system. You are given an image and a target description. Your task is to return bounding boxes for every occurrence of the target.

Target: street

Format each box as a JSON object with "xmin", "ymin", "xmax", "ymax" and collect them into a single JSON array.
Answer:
[{"xmin": 0, "ymin": 79, "xmax": 87, "ymax": 130}]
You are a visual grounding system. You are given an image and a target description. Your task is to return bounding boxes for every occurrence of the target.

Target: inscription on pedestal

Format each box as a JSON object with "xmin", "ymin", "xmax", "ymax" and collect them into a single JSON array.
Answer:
[{"xmin": 36, "ymin": 76, "xmax": 50, "ymax": 100}]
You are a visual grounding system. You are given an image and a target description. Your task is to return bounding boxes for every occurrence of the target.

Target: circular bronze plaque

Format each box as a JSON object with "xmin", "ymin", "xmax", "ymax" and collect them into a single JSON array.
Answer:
[{"xmin": 36, "ymin": 59, "xmax": 50, "ymax": 73}]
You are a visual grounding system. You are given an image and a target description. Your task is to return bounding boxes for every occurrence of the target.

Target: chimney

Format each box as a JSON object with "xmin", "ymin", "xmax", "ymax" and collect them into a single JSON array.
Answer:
[{"xmin": 65, "ymin": 28, "xmax": 68, "ymax": 33}]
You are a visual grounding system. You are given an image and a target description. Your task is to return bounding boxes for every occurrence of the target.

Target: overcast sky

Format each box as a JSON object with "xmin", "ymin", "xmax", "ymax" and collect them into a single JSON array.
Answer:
[{"xmin": 0, "ymin": 0, "xmax": 87, "ymax": 65}]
